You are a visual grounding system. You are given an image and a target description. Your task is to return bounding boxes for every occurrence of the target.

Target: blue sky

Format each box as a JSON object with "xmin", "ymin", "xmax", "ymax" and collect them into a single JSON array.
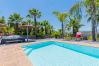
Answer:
[{"xmin": 0, "ymin": 0, "xmax": 91, "ymax": 31}]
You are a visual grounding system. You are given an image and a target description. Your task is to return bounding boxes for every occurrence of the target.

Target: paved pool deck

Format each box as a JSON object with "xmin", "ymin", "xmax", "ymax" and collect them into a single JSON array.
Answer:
[{"xmin": 0, "ymin": 39, "xmax": 99, "ymax": 66}]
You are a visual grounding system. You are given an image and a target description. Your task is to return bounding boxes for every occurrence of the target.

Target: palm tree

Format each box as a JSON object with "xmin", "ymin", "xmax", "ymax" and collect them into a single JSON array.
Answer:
[
  {"xmin": 53, "ymin": 11, "xmax": 68, "ymax": 38},
  {"xmin": 43, "ymin": 20, "xmax": 49, "ymax": 36},
  {"xmin": 40, "ymin": 22, "xmax": 44, "ymax": 33},
  {"xmin": 26, "ymin": 15, "xmax": 34, "ymax": 25},
  {"xmin": 8, "ymin": 13, "xmax": 23, "ymax": 34},
  {"xmin": 28, "ymin": 8, "xmax": 41, "ymax": 38},
  {"xmin": 41, "ymin": 20, "xmax": 50, "ymax": 38},
  {"xmin": 49, "ymin": 26, "xmax": 54, "ymax": 37},
  {"xmin": 66, "ymin": 18, "xmax": 84, "ymax": 37},
  {"xmin": 87, "ymin": 0, "xmax": 99, "ymax": 23},
  {"xmin": 84, "ymin": 0, "xmax": 97, "ymax": 41},
  {"xmin": 70, "ymin": 2, "xmax": 82, "ymax": 37},
  {"xmin": 70, "ymin": 2, "xmax": 82, "ymax": 20}
]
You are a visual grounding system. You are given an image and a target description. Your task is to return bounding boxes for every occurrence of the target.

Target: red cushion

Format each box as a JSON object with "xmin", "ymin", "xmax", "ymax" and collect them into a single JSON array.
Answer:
[{"xmin": 76, "ymin": 34, "xmax": 81, "ymax": 38}]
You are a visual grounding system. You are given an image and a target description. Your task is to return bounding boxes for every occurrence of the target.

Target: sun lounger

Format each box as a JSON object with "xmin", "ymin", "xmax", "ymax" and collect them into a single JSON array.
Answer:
[{"xmin": 1, "ymin": 35, "xmax": 25, "ymax": 44}]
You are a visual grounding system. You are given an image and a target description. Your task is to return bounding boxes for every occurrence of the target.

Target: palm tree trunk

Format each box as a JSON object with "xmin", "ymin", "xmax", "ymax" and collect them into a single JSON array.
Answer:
[
  {"xmin": 73, "ymin": 25, "xmax": 76, "ymax": 37},
  {"xmin": 34, "ymin": 16, "xmax": 37, "ymax": 39},
  {"xmin": 96, "ymin": 24, "xmax": 98, "ymax": 40},
  {"xmin": 61, "ymin": 22, "xmax": 64, "ymax": 38},
  {"xmin": 92, "ymin": 21, "xmax": 96, "ymax": 41},
  {"xmin": 45, "ymin": 26, "xmax": 47, "ymax": 37},
  {"xmin": 14, "ymin": 23, "xmax": 18, "ymax": 34},
  {"xmin": 90, "ymin": 0, "xmax": 96, "ymax": 41}
]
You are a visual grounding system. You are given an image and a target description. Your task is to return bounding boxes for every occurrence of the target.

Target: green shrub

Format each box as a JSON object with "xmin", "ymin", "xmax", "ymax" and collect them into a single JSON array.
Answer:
[
  {"xmin": 87, "ymin": 35, "xmax": 99, "ymax": 41},
  {"xmin": 96, "ymin": 34, "xmax": 99, "ymax": 40},
  {"xmin": 87, "ymin": 36, "xmax": 92, "ymax": 40},
  {"xmin": 64, "ymin": 34, "xmax": 72, "ymax": 40},
  {"xmin": 64, "ymin": 37, "xmax": 71, "ymax": 40}
]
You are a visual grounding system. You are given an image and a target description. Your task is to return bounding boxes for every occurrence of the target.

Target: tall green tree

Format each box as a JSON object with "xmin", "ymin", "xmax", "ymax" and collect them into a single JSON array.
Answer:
[
  {"xmin": 49, "ymin": 25, "xmax": 54, "ymax": 37},
  {"xmin": 26, "ymin": 14, "xmax": 34, "ymax": 25},
  {"xmin": 84, "ymin": 0, "xmax": 97, "ymax": 41},
  {"xmin": 28, "ymin": 8, "xmax": 41, "ymax": 38},
  {"xmin": 0, "ymin": 16, "xmax": 5, "ymax": 24},
  {"xmin": 8, "ymin": 13, "xmax": 23, "ymax": 34},
  {"xmin": 66, "ymin": 18, "xmax": 83, "ymax": 37},
  {"xmin": 53, "ymin": 11, "xmax": 68, "ymax": 38},
  {"xmin": 70, "ymin": 2, "xmax": 82, "ymax": 36},
  {"xmin": 42, "ymin": 20, "xmax": 49, "ymax": 36},
  {"xmin": 41, "ymin": 20, "xmax": 53, "ymax": 38}
]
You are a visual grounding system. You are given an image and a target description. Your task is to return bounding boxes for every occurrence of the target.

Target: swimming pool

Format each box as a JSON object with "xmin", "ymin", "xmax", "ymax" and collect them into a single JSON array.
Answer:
[{"xmin": 22, "ymin": 41, "xmax": 99, "ymax": 66}]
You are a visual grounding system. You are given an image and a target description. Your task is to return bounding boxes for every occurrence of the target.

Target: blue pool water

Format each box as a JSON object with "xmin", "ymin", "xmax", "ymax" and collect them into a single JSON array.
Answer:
[{"xmin": 22, "ymin": 41, "xmax": 99, "ymax": 66}]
